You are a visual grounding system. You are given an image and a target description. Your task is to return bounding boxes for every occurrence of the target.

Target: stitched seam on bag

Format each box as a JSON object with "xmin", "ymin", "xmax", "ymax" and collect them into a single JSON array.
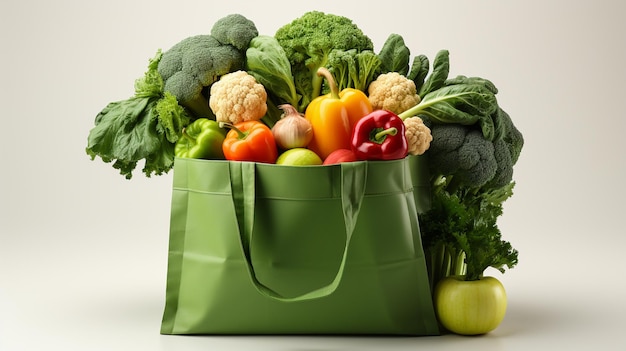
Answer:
[
  {"xmin": 172, "ymin": 187, "xmax": 230, "ymax": 195},
  {"xmin": 173, "ymin": 187, "xmax": 420, "ymax": 198},
  {"xmin": 362, "ymin": 189, "xmax": 415, "ymax": 197},
  {"xmin": 254, "ymin": 190, "xmax": 415, "ymax": 200},
  {"xmin": 253, "ymin": 197, "xmax": 335, "ymax": 201},
  {"xmin": 357, "ymin": 257, "xmax": 426, "ymax": 269}
]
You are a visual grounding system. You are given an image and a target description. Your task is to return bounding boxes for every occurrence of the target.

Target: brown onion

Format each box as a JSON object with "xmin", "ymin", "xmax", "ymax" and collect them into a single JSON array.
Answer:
[{"xmin": 271, "ymin": 104, "xmax": 313, "ymax": 149}]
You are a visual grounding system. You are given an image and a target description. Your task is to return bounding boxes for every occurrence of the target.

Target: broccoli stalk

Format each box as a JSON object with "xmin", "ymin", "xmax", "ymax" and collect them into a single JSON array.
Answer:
[{"xmin": 274, "ymin": 11, "xmax": 374, "ymax": 112}]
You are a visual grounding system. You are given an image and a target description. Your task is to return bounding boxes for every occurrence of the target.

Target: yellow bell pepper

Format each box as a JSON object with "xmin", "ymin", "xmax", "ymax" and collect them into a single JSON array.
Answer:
[{"xmin": 304, "ymin": 68, "xmax": 373, "ymax": 160}]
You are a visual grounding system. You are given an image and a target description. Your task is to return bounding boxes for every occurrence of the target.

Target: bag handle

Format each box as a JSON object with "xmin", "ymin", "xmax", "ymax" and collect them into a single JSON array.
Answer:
[{"xmin": 229, "ymin": 161, "xmax": 367, "ymax": 302}]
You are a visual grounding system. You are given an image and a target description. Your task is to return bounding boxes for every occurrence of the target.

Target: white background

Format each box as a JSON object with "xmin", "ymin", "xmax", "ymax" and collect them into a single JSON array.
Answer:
[{"xmin": 2, "ymin": 0, "xmax": 625, "ymax": 350}]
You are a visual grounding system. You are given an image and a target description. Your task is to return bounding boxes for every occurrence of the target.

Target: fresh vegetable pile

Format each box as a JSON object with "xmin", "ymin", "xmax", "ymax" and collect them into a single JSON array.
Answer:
[{"xmin": 86, "ymin": 11, "xmax": 524, "ymax": 335}]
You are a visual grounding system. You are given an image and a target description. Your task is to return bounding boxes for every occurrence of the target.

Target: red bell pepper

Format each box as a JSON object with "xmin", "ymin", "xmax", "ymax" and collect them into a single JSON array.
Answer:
[{"xmin": 350, "ymin": 110, "xmax": 408, "ymax": 161}]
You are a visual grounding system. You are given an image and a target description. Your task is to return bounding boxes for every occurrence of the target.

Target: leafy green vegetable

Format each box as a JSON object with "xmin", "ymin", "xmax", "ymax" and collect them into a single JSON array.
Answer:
[
  {"xmin": 155, "ymin": 92, "xmax": 190, "ymax": 144},
  {"xmin": 377, "ymin": 33, "xmax": 411, "ymax": 76},
  {"xmin": 445, "ymin": 75, "xmax": 498, "ymax": 94},
  {"xmin": 407, "ymin": 54, "xmax": 429, "ymax": 93},
  {"xmin": 418, "ymin": 49, "xmax": 450, "ymax": 97},
  {"xmin": 420, "ymin": 182, "xmax": 519, "ymax": 283},
  {"xmin": 274, "ymin": 11, "xmax": 374, "ymax": 111},
  {"xmin": 399, "ymin": 50, "xmax": 503, "ymax": 141},
  {"xmin": 86, "ymin": 50, "xmax": 190, "ymax": 179},
  {"xmin": 399, "ymin": 82, "xmax": 499, "ymax": 140},
  {"xmin": 398, "ymin": 51, "xmax": 503, "ymax": 142},
  {"xmin": 134, "ymin": 51, "xmax": 165, "ymax": 97},
  {"xmin": 400, "ymin": 50, "xmax": 502, "ymax": 140},
  {"xmin": 245, "ymin": 35, "xmax": 300, "ymax": 112}
]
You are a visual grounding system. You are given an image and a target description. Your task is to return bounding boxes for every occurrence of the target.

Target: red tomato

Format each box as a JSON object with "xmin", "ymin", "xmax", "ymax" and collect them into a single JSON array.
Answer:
[{"xmin": 322, "ymin": 149, "xmax": 357, "ymax": 165}]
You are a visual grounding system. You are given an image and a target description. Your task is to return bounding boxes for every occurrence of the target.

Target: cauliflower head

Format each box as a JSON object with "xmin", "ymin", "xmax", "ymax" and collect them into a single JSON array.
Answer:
[
  {"xmin": 404, "ymin": 117, "xmax": 433, "ymax": 155},
  {"xmin": 209, "ymin": 70, "xmax": 268, "ymax": 124},
  {"xmin": 368, "ymin": 72, "xmax": 420, "ymax": 114}
]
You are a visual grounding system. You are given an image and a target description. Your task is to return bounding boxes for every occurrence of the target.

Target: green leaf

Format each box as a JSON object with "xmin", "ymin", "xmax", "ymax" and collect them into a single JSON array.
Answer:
[
  {"xmin": 246, "ymin": 35, "xmax": 300, "ymax": 108},
  {"xmin": 420, "ymin": 184, "xmax": 519, "ymax": 282},
  {"xmin": 418, "ymin": 49, "xmax": 449, "ymax": 96},
  {"xmin": 416, "ymin": 84, "xmax": 497, "ymax": 122},
  {"xmin": 408, "ymin": 54, "xmax": 429, "ymax": 93},
  {"xmin": 86, "ymin": 49, "xmax": 190, "ymax": 179},
  {"xmin": 155, "ymin": 91, "xmax": 191, "ymax": 143},
  {"xmin": 134, "ymin": 50, "xmax": 164, "ymax": 98},
  {"xmin": 445, "ymin": 75, "xmax": 498, "ymax": 94},
  {"xmin": 377, "ymin": 33, "xmax": 411, "ymax": 75},
  {"xmin": 86, "ymin": 96, "xmax": 177, "ymax": 179}
]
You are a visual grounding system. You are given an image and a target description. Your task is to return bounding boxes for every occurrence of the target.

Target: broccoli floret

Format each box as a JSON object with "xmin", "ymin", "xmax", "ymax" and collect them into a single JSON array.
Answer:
[
  {"xmin": 499, "ymin": 108, "xmax": 524, "ymax": 164},
  {"xmin": 158, "ymin": 15, "xmax": 258, "ymax": 118},
  {"xmin": 211, "ymin": 13, "xmax": 259, "ymax": 51},
  {"xmin": 428, "ymin": 124, "xmax": 498, "ymax": 191},
  {"xmin": 487, "ymin": 138, "xmax": 514, "ymax": 189},
  {"xmin": 274, "ymin": 11, "xmax": 374, "ymax": 111},
  {"xmin": 483, "ymin": 108, "xmax": 525, "ymax": 190},
  {"xmin": 326, "ymin": 49, "xmax": 381, "ymax": 93}
]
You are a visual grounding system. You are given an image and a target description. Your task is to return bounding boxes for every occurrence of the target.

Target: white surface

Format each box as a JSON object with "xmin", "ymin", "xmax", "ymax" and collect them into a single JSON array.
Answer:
[{"xmin": 2, "ymin": 0, "xmax": 625, "ymax": 350}]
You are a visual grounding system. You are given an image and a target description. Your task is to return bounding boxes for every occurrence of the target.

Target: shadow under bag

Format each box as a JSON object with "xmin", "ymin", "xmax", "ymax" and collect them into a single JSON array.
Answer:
[{"xmin": 160, "ymin": 156, "xmax": 439, "ymax": 335}]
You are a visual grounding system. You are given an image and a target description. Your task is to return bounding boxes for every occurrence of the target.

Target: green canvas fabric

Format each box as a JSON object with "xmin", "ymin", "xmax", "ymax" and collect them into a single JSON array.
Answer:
[{"xmin": 160, "ymin": 156, "xmax": 439, "ymax": 335}]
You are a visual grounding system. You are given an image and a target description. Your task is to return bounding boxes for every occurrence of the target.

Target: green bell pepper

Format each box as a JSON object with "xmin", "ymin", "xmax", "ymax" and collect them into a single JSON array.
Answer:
[{"xmin": 175, "ymin": 118, "xmax": 226, "ymax": 159}]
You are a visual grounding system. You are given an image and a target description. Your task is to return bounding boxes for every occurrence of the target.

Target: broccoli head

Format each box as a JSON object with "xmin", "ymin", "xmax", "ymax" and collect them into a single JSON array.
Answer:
[
  {"xmin": 158, "ymin": 14, "xmax": 258, "ymax": 119},
  {"xmin": 427, "ymin": 108, "xmax": 524, "ymax": 193},
  {"xmin": 428, "ymin": 123, "xmax": 497, "ymax": 191},
  {"xmin": 274, "ymin": 11, "xmax": 374, "ymax": 110},
  {"xmin": 211, "ymin": 13, "xmax": 259, "ymax": 51}
]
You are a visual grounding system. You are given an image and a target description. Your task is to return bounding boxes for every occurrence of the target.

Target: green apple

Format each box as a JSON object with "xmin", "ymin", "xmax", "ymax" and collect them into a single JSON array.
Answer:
[
  {"xmin": 276, "ymin": 148, "xmax": 323, "ymax": 166},
  {"xmin": 434, "ymin": 275, "xmax": 507, "ymax": 335}
]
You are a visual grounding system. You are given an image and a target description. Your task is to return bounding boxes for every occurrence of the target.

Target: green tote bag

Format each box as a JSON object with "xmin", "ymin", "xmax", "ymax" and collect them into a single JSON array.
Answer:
[{"xmin": 160, "ymin": 156, "xmax": 439, "ymax": 335}]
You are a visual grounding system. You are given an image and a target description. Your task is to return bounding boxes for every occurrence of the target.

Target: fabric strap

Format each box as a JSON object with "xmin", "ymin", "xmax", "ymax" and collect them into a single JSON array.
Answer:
[{"xmin": 229, "ymin": 161, "xmax": 368, "ymax": 302}]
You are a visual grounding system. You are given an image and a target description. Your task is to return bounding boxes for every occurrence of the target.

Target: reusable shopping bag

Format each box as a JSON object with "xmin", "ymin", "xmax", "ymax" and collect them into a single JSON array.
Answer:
[{"xmin": 160, "ymin": 156, "xmax": 439, "ymax": 335}]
